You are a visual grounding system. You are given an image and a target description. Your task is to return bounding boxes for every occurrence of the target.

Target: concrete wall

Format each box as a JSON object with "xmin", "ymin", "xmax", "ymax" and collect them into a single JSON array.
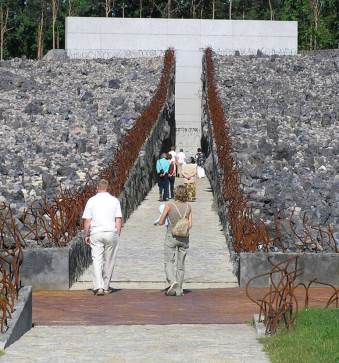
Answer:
[
  {"xmin": 21, "ymin": 237, "xmax": 90, "ymax": 290},
  {"xmin": 0, "ymin": 287, "xmax": 32, "ymax": 349},
  {"xmin": 65, "ymin": 17, "xmax": 298, "ymax": 156},
  {"xmin": 240, "ymin": 252, "xmax": 339, "ymax": 288}
]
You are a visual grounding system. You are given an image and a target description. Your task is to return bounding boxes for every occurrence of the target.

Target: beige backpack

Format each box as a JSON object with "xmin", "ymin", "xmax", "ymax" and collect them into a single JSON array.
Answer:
[{"xmin": 170, "ymin": 203, "xmax": 189, "ymax": 238}]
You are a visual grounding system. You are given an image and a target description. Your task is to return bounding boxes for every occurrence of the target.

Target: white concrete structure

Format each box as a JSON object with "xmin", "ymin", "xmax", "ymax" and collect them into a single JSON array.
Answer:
[{"xmin": 66, "ymin": 18, "xmax": 298, "ymax": 155}]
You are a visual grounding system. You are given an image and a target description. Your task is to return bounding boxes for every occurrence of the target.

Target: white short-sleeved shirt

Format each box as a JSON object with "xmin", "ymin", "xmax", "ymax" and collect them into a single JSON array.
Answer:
[
  {"xmin": 169, "ymin": 150, "xmax": 176, "ymax": 161},
  {"xmin": 82, "ymin": 192, "xmax": 122, "ymax": 235}
]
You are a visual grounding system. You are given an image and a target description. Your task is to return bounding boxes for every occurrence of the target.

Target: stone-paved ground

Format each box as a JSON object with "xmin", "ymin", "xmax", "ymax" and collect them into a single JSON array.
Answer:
[
  {"xmin": 1, "ymin": 325, "xmax": 270, "ymax": 363},
  {"xmin": 0, "ymin": 56, "xmax": 163, "ymax": 210},
  {"xmin": 214, "ymin": 51, "xmax": 339, "ymax": 251}
]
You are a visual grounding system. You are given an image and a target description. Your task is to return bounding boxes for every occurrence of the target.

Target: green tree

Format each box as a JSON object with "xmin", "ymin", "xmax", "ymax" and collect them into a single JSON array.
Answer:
[{"xmin": 0, "ymin": 0, "xmax": 337, "ymax": 59}]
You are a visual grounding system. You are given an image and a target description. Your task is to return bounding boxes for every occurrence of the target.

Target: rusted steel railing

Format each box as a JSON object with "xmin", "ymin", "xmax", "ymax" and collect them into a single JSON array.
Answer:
[
  {"xmin": 246, "ymin": 256, "xmax": 339, "ymax": 335},
  {"xmin": 205, "ymin": 48, "xmax": 337, "ymax": 254},
  {"xmin": 0, "ymin": 48, "xmax": 175, "ymax": 332},
  {"xmin": 0, "ymin": 204, "xmax": 23, "ymax": 333},
  {"xmin": 205, "ymin": 47, "xmax": 271, "ymax": 252}
]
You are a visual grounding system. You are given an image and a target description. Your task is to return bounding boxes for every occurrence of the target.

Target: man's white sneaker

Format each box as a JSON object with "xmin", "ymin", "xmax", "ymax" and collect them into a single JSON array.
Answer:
[
  {"xmin": 96, "ymin": 288, "xmax": 104, "ymax": 296},
  {"xmin": 166, "ymin": 282, "xmax": 178, "ymax": 296}
]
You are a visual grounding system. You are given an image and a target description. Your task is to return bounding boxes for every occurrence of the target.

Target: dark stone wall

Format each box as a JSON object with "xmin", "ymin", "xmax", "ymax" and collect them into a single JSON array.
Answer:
[
  {"xmin": 119, "ymin": 62, "xmax": 175, "ymax": 221},
  {"xmin": 201, "ymin": 56, "xmax": 240, "ymax": 281}
]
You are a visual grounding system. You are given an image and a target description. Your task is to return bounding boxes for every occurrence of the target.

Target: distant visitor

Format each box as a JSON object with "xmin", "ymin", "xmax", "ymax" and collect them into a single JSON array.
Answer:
[
  {"xmin": 182, "ymin": 157, "xmax": 197, "ymax": 201},
  {"xmin": 195, "ymin": 148, "xmax": 206, "ymax": 178},
  {"xmin": 156, "ymin": 153, "xmax": 170, "ymax": 201}
]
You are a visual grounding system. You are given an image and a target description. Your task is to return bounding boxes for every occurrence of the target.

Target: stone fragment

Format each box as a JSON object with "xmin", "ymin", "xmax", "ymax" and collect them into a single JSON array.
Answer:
[
  {"xmin": 24, "ymin": 100, "xmax": 43, "ymax": 115},
  {"xmin": 43, "ymin": 49, "xmax": 68, "ymax": 61},
  {"xmin": 108, "ymin": 79, "xmax": 121, "ymax": 89},
  {"xmin": 42, "ymin": 173, "xmax": 58, "ymax": 190}
]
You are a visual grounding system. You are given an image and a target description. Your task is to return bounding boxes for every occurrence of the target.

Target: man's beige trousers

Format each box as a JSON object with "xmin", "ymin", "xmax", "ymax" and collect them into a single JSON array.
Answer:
[{"xmin": 90, "ymin": 231, "xmax": 119, "ymax": 290}]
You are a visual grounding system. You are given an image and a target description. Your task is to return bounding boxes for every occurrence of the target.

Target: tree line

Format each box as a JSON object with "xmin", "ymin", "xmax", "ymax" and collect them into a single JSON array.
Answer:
[{"xmin": 0, "ymin": 0, "xmax": 338, "ymax": 60}]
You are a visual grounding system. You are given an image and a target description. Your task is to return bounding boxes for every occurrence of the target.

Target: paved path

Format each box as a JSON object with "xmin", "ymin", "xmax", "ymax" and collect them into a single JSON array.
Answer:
[
  {"xmin": 2, "ymin": 325, "xmax": 269, "ymax": 363},
  {"xmin": 3, "ymin": 179, "xmax": 273, "ymax": 362},
  {"xmin": 31, "ymin": 287, "xmax": 332, "ymax": 326},
  {"xmin": 73, "ymin": 178, "xmax": 238, "ymax": 290}
]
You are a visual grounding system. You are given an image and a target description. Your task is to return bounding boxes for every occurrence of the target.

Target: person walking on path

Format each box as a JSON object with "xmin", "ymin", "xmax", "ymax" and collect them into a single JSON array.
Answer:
[
  {"xmin": 156, "ymin": 153, "xmax": 170, "ymax": 201},
  {"xmin": 167, "ymin": 153, "xmax": 176, "ymax": 199},
  {"xmin": 181, "ymin": 157, "xmax": 197, "ymax": 201},
  {"xmin": 175, "ymin": 148, "xmax": 186, "ymax": 177},
  {"xmin": 159, "ymin": 185, "xmax": 192, "ymax": 296},
  {"xmin": 168, "ymin": 146, "xmax": 176, "ymax": 163},
  {"xmin": 82, "ymin": 179, "xmax": 122, "ymax": 296},
  {"xmin": 195, "ymin": 148, "xmax": 206, "ymax": 179}
]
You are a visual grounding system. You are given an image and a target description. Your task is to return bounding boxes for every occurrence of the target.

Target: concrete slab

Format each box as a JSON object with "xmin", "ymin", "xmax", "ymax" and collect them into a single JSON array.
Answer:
[
  {"xmin": 0, "ymin": 287, "xmax": 32, "ymax": 350},
  {"xmin": 240, "ymin": 252, "xmax": 339, "ymax": 287},
  {"xmin": 20, "ymin": 237, "xmax": 91, "ymax": 290},
  {"xmin": 1, "ymin": 324, "xmax": 270, "ymax": 363}
]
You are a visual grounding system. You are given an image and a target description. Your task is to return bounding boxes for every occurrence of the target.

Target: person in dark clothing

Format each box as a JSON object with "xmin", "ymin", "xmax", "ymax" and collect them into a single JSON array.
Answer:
[
  {"xmin": 195, "ymin": 148, "xmax": 206, "ymax": 178},
  {"xmin": 156, "ymin": 153, "xmax": 170, "ymax": 201}
]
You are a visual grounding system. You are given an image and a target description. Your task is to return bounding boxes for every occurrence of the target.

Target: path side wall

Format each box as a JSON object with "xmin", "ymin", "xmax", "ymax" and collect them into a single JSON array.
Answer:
[
  {"xmin": 66, "ymin": 17, "xmax": 297, "ymax": 156},
  {"xmin": 201, "ymin": 56, "xmax": 240, "ymax": 282},
  {"xmin": 119, "ymin": 62, "xmax": 175, "ymax": 220}
]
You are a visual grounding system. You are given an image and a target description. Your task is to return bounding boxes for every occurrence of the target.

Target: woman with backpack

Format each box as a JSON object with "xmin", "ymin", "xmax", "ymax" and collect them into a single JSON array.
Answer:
[{"xmin": 159, "ymin": 185, "xmax": 192, "ymax": 296}]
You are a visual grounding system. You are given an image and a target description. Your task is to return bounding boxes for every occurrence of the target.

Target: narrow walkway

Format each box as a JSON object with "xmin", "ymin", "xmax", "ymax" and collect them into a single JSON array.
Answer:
[
  {"xmin": 3, "ymin": 178, "xmax": 272, "ymax": 362},
  {"xmin": 72, "ymin": 177, "xmax": 238, "ymax": 290},
  {"xmin": 2, "ymin": 325, "xmax": 269, "ymax": 363}
]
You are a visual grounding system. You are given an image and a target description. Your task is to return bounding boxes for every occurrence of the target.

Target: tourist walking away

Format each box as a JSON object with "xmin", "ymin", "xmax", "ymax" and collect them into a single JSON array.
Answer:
[
  {"xmin": 159, "ymin": 185, "xmax": 192, "ymax": 296},
  {"xmin": 167, "ymin": 153, "xmax": 176, "ymax": 199},
  {"xmin": 195, "ymin": 148, "xmax": 206, "ymax": 178},
  {"xmin": 82, "ymin": 179, "xmax": 122, "ymax": 296},
  {"xmin": 176, "ymin": 148, "xmax": 186, "ymax": 177},
  {"xmin": 168, "ymin": 146, "xmax": 176, "ymax": 162},
  {"xmin": 182, "ymin": 157, "xmax": 197, "ymax": 201},
  {"xmin": 156, "ymin": 153, "xmax": 170, "ymax": 201}
]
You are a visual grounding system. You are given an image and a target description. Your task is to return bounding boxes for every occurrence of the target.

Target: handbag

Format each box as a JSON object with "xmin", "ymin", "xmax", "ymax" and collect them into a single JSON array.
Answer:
[{"xmin": 170, "ymin": 203, "xmax": 189, "ymax": 238}]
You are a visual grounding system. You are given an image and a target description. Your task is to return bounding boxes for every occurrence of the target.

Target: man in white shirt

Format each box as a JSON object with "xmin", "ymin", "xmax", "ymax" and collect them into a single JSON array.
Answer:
[
  {"xmin": 176, "ymin": 148, "xmax": 186, "ymax": 177},
  {"xmin": 82, "ymin": 179, "xmax": 122, "ymax": 296}
]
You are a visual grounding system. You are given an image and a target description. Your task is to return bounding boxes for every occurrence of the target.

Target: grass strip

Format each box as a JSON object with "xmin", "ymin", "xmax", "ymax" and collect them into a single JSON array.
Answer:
[{"xmin": 261, "ymin": 309, "xmax": 339, "ymax": 363}]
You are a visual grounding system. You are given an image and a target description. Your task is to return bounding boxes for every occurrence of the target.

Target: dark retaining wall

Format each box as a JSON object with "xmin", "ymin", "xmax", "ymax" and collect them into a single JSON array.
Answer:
[
  {"xmin": 20, "ymin": 58, "xmax": 175, "ymax": 290},
  {"xmin": 119, "ymin": 63, "xmax": 175, "ymax": 220}
]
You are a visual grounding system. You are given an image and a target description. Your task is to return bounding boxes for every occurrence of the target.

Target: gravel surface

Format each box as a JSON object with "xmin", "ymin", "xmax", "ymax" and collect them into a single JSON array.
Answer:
[
  {"xmin": 0, "ymin": 56, "xmax": 163, "ymax": 211},
  {"xmin": 214, "ymin": 51, "xmax": 339, "ymax": 251}
]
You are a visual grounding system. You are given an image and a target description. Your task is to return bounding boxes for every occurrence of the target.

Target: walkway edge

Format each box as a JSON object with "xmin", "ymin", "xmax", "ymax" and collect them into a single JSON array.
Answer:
[{"xmin": 0, "ymin": 286, "xmax": 32, "ymax": 350}]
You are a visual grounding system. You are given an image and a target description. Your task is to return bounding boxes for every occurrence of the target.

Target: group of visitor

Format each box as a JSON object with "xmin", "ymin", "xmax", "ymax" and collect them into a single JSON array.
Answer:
[
  {"xmin": 154, "ymin": 146, "xmax": 206, "ymax": 296},
  {"xmin": 156, "ymin": 146, "xmax": 206, "ymax": 202},
  {"xmin": 81, "ymin": 146, "xmax": 206, "ymax": 297}
]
